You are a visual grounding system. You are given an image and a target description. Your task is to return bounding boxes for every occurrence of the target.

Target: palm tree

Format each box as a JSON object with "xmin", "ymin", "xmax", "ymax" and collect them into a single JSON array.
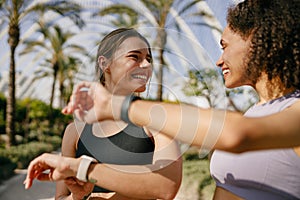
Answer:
[
  {"xmin": 183, "ymin": 69, "xmax": 258, "ymax": 112},
  {"xmin": 98, "ymin": 0, "xmax": 221, "ymax": 101},
  {"xmin": 21, "ymin": 22, "xmax": 88, "ymax": 110},
  {"xmin": 58, "ymin": 56, "xmax": 82, "ymax": 107},
  {"xmin": 0, "ymin": 0, "xmax": 84, "ymax": 148}
]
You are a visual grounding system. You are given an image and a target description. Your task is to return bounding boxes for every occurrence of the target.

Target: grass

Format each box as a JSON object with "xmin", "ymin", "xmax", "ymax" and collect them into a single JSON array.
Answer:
[{"xmin": 175, "ymin": 159, "xmax": 216, "ymax": 200}]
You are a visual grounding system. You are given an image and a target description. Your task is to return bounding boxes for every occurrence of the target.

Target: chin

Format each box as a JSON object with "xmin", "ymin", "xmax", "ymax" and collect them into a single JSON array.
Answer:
[
  {"xmin": 134, "ymin": 86, "xmax": 147, "ymax": 93},
  {"xmin": 224, "ymin": 81, "xmax": 237, "ymax": 89},
  {"xmin": 225, "ymin": 82, "xmax": 243, "ymax": 89}
]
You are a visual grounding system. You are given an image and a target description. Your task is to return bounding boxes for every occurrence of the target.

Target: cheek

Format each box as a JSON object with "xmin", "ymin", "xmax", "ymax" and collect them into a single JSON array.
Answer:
[
  {"xmin": 147, "ymin": 68, "xmax": 153, "ymax": 76},
  {"xmin": 111, "ymin": 62, "xmax": 131, "ymax": 74}
]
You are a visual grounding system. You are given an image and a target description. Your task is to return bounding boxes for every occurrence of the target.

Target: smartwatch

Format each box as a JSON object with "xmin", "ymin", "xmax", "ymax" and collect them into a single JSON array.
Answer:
[
  {"xmin": 76, "ymin": 155, "xmax": 97, "ymax": 182},
  {"xmin": 120, "ymin": 95, "xmax": 141, "ymax": 124}
]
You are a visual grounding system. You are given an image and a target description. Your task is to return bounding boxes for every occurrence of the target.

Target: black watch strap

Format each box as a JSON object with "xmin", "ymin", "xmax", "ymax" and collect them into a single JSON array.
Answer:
[{"xmin": 120, "ymin": 95, "xmax": 141, "ymax": 124}]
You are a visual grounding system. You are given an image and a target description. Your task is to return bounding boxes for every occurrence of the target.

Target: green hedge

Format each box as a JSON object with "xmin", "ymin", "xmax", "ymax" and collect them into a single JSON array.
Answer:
[
  {"xmin": 0, "ymin": 93, "xmax": 67, "ymax": 182},
  {"xmin": 0, "ymin": 137, "xmax": 62, "ymax": 183},
  {"xmin": 0, "ymin": 156, "xmax": 17, "ymax": 183},
  {"xmin": 0, "ymin": 141, "xmax": 53, "ymax": 169}
]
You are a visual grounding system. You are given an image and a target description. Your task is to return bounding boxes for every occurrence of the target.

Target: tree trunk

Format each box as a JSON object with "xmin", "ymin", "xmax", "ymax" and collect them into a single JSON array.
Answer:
[
  {"xmin": 156, "ymin": 29, "xmax": 167, "ymax": 101},
  {"xmin": 6, "ymin": 21, "xmax": 20, "ymax": 148},
  {"xmin": 49, "ymin": 64, "xmax": 58, "ymax": 111},
  {"xmin": 59, "ymin": 80, "xmax": 65, "ymax": 108},
  {"xmin": 6, "ymin": 47, "xmax": 17, "ymax": 148},
  {"xmin": 156, "ymin": 48, "xmax": 164, "ymax": 102}
]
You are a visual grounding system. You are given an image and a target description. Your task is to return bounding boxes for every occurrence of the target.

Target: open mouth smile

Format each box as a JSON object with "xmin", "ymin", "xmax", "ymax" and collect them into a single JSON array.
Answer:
[{"xmin": 132, "ymin": 74, "xmax": 148, "ymax": 81}]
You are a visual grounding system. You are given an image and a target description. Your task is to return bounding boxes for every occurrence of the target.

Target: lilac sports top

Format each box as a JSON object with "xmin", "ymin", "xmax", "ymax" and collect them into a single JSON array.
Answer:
[{"xmin": 210, "ymin": 90, "xmax": 300, "ymax": 200}]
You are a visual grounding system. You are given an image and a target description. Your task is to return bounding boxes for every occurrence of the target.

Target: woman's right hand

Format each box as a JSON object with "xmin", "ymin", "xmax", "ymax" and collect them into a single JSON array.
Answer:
[
  {"xmin": 24, "ymin": 153, "xmax": 79, "ymax": 189},
  {"xmin": 62, "ymin": 82, "xmax": 124, "ymax": 123}
]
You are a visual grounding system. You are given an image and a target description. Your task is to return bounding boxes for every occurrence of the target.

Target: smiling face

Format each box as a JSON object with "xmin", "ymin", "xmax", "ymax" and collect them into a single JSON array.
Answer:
[
  {"xmin": 103, "ymin": 37, "xmax": 152, "ymax": 95},
  {"xmin": 216, "ymin": 26, "xmax": 252, "ymax": 88}
]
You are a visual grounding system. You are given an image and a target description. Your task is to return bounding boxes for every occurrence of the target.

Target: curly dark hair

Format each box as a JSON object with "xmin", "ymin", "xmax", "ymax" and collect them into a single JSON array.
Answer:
[{"xmin": 227, "ymin": 0, "xmax": 300, "ymax": 89}]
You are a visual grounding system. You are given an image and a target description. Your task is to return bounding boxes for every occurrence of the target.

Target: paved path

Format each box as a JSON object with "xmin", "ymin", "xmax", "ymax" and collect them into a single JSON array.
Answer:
[
  {"xmin": 0, "ymin": 150, "xmax": 61, "ymax": 200},
  {"xmin": 0, "ymin": 169, "xmax": 55, "ymax": 200}
]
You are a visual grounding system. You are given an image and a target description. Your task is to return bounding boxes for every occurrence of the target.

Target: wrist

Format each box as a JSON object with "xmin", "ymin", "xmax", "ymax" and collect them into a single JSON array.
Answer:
[
  {"xmin": 63, "ymin": 157, "xmax": 80, "ymax": 178},
  {"xmin": 71, "ymin": 192, "xmax": 91, "ymax": 200},
  {"xmin": 120, "ymin": 94, "xmax": 141, "ymax": 124},
  {"xmin": 110, "ymin": 95, "xmax": 126, "ymax": 120},
  {"xmin": 76, "ymin": 155, "xmax": 97, "ymax": 182}
]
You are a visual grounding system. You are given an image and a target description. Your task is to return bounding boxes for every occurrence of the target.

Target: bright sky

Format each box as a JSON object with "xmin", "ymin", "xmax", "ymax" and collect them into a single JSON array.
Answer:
[{"xmin": 0, "ymin": 0, "xmax": 239, "ymax": 107}]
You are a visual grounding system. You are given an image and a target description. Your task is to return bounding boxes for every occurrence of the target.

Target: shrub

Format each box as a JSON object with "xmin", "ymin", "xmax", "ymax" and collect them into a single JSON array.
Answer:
[
  {"xmin": 0, "ymin": 141, "xmax": 54, "ymax": 169},
  {"xmin": 39, "ymin": 135, "xmax": 62, "ymax": 150},
  {"xmin": 0, "ymin": 93, "xmax": 6, "ymax": 134},
  {"xmin": 0, "ymin": 156, "xmax": 17, "ymax": 182},
  {"xmin": 182, "ymin": 146, "xmax": 209, "ymax": 161}
]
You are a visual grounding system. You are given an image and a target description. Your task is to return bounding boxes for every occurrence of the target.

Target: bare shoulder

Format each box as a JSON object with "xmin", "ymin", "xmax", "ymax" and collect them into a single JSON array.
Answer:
[
  {"xmin": 64, "ymin": 121, "xmax": 86, "ymax": 138},
  {"xmin": 283, "ymin": 99, "xmax": 300, "ymax": 114},
  {"xmin": 290, "ymin": 99, "xmax": 300, "ymax": 109},
  {"xmin": 62, "ymin": 121, "xmax": 86, "ymax": 156},
  {"xmin": 268, "ymin": 99, "xmax": 300, "ymax": 126}
]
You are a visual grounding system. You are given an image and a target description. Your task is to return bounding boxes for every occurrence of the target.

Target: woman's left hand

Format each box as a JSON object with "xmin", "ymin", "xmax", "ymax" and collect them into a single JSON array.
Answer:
[{"xmin": 64, "ymin": 177, "xmax": 94, "ymax": 200}]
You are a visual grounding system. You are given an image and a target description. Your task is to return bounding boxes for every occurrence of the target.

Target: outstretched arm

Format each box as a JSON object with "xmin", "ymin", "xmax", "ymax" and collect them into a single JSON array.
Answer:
[
  {"xmin": 130, "ymin": 100, "xmax": 300, "ymax": 152},
  {"xmin": 62, "ymin": 81, "xmax": 300, "ymax": 153}
]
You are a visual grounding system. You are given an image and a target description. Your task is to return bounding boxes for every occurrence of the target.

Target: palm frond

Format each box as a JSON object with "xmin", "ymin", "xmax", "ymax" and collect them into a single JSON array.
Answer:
[
  {"xmin": 24, "ymin": 0, "xmax": 85, "ymax": 28},
  {"xmin": 99, "ymin": 4, "xmax": 139, "ymax": 18},
  {"xmin": 176, "ymin": 0, "xmax": 203, "ymax": 16}
]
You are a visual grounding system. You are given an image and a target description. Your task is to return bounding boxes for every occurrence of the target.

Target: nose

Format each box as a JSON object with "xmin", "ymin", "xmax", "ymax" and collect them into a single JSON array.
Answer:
[
  {"xmin": 216, "ymin": 55, "xmax": 223, "ymax": 68},
  {"xmin": 139, "ymin": 59, "xmax": 151, "ymax": 68}
]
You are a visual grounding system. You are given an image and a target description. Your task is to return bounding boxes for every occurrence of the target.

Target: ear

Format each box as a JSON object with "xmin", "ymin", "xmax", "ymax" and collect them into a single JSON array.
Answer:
[{"xmin": 98, "ymin": 56, "xmax": 110, "ymax": 73}]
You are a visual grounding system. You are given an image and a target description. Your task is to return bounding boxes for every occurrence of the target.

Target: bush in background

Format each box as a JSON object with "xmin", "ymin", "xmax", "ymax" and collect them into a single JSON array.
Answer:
[
  {"xmin": 177, "ymin": 147, "xmax": 215, "ymax": 200},
  {"xmin": 0, "ymin": 140, "xmax": 59, "ymax": 169},
  {"xmin": 0, "ymin": 155, "xmax": 17, "ymax": 184},
  {"xmin": 0, "ymin": 93, "xmax": 69, "ymax": 182}
]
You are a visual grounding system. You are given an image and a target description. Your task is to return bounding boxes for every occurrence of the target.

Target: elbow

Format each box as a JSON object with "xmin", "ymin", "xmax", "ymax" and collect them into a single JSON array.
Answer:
[
  {"xmin": 157, "ymin": 170, "xmax": 182, "ymax": 199},
  {"xmin": 156, "ymin": 180, "xmax": 181, "ymax": 200},
  {"xmin": 153, "ymin": 171, "xmax": 182, "ymax": 199},
  {"xmin": 147, "ymin": 159, "xmax": 182, "ymax": 200},
  {"xmin": 220, "ymin": 118, "xmax": 253, "ymax": 153},
  {"xmin": 225, "ymin": 131, "xmax": 250, "ymax": 153}
]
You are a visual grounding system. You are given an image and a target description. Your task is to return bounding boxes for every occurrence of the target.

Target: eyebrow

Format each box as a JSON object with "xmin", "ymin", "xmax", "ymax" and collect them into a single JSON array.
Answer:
[
  {"xmin": 128, "ymin": 50, "xmax": 142, "ymax": 55},
  {"xmin": 128, "ymin": 50, "xmax": 151, "ymax": 58}
]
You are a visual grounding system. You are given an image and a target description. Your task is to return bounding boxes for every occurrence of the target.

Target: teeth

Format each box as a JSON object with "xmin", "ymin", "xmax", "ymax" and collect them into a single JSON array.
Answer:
[
  {"xmin": 222, "ymin": 69, "xmax": 230, "ymax": 75},
  {"xmin": 132, "ymin": 74, "xmax": 148, "ymax": 80}
]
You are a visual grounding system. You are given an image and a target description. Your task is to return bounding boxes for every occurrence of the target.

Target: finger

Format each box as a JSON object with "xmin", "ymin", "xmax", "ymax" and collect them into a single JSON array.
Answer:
[
  {"xmin": 83, "ymin": 108, "xmax": 98, "ymax": 124},
  {"xmin": 24, "ymin": 157, "xmax": 43, "ymax": 189},
  {"xmin": 36, "ymin": 172, "xmax": 53, "ymax": 182},
  {"xmin": 24, "ymin": 153, "xmax": 62, "ymax": 189},
  {"xmin": 75, "ymin": 179, "xmax": 86, "ymax": 186},
  {"xmin": 24, "ymin": 159, "xmax": 44, "ymax": 189},
  {"xmin": 64, "ymin": 177, "xmax": 77, "ymax": 185},
  {"xmin": 72, "ymin": 82, "xmax": 93, "ymax": 96},
  {"xmin": 62, "ymin": 102, "xmax": 74, "ymax": 114},
  {"xmin": 74, "ymin": 110, "xmax": 85, "ymax": 122},
  {"xmin": 64, "ymin": 81, "xmax": 100, "ymax": 115}
]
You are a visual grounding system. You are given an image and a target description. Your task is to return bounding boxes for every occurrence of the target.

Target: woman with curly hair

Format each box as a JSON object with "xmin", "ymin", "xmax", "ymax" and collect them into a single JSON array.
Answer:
[
  {"xmin": 210, "ymin": 0, "xmax": 300, "ymax": 199},
  {"xmin": 25, "ymin": 0, "xmax": 299, "ymax": 199}
]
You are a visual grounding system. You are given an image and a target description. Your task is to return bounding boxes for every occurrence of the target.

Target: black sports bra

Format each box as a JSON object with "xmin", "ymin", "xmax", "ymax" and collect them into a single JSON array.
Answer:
[{"xmin": 76, "ymin": 123, "xmax": 155, "ymax": 192}]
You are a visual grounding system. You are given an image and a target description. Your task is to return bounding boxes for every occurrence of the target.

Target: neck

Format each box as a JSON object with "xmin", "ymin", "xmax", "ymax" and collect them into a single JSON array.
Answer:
[
  {"xmin": 105, "ymin": 85, "xmax": 136, "ymax": 96},
  {"xmin": 255, "ymin": 73, "xmax": 295, "ymax": 104}
]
